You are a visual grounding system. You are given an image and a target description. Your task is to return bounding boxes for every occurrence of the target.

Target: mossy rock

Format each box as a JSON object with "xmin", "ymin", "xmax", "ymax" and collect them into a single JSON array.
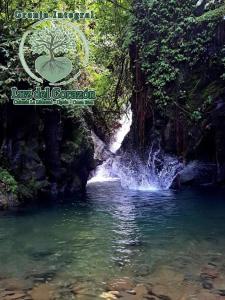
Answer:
[
  {"xmin": 0, "ymin": 167, "xmax": 18, "ymax": 194},
  {"xmin": 197, "ymin": 4, "xmax": 225, "ymax": 23}
]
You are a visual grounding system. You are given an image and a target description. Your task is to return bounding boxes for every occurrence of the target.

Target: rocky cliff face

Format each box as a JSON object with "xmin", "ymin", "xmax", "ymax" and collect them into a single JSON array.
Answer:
[
  {"xmin": 123, "ymin": 1, "xmax": 225, "ymax": 186},
  {"xmin": 0, "ymin": 103, "xmax": 95, "ymax": 208}
]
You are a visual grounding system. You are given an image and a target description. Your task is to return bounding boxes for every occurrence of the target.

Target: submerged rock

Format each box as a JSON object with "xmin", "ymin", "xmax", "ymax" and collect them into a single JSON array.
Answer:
[
  {"xmin": 29, "ymin": 283, "xmax": 57, "ymax": 300},
  {"xmin": 100, "ymin": 291, "xmax": 120, "ymax": 299},
  {"xmin": 106, "ymin": 278, "xmax": 135, "ymax": 292},
  {"xmin": 0, "ymin": 278, "xmax": 32, "ymax": 291},
  {"xmin": 201, "ymin": 265, "xmax": 219, "ymax": 280},
  {"xmin": 196, "ymin": 290, "xmax": 223, "ymax": 300},
  {"xmin": 134, "ymin": 264, "xmax": 151, "ymax": 277},
  {"xmin": 2, "ymin": 291, "xmax": 27, "ymax": 299}
]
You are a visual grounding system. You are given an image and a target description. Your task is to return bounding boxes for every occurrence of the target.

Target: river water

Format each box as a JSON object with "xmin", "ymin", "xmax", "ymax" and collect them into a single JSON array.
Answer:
[{"xmin": 0, "ymin": 182, "xmax": 225, "ymax": 299}]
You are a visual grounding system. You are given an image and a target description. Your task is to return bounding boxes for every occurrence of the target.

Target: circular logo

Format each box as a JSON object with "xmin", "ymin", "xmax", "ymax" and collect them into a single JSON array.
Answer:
[{"xmin": 19, "ymin": 19, "xmax": 89, "ymax": 86}]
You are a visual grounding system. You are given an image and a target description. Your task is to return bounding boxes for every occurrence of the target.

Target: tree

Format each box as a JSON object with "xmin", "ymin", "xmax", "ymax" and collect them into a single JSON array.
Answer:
[
  {"xmin": 29, "ymin": 23, "xmax": 76, "ymax": 83},
  {"xmin": 29, "ymin": 23, "xmax": 76, "ymax": 60}
]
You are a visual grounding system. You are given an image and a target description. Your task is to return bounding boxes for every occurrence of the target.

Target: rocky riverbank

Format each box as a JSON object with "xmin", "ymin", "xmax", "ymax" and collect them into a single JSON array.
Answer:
[{"xmin": 1, "ymin": 262, "xmax": 225, "ymax": 300}]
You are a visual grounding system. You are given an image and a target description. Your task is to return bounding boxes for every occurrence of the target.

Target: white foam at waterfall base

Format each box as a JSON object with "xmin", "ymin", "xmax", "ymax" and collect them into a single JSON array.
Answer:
[
  {"xmin": 109, "ymin": 150, "xmax": 183, "ymax": 191},
  {"xmin": 88, "ymin": 109, "xmax": 183, "ymax": 190},
  {"xmin": 87, "ymin": 161, "xmax": 119, "ymax": 183}
]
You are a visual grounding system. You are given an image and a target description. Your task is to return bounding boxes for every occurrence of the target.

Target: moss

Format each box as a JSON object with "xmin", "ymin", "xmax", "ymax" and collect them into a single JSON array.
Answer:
[
  {"xmin": 18, "ymin": 179, "xmax": 49, "ymax": 200},
  {"xmin": 0, "ymin": 167, "xmax": 18, "ymax": 194},
  {"xmin": 197, "ymin": 5, "xmax": 225, "ymax": 23},
  {"xmin": 61, "ymin": 141, "xmax": 78, "ymax": 164},
  {"xmin": 202, "ymin": 81, "xmax": 225, "ymax": 100}
]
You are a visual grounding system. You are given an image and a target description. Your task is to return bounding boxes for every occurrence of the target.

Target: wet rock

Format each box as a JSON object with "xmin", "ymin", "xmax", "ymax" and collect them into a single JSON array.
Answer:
[
  {"xmin": 106, "ymin": 278, "xmax": 135, "ymax": 291},
  {"xmin": 72, "ymin": 284, "xmax": 86, "ymax": 295},
  {"xmin": 157, "ymin": 296, "xmax": 171, "ymax": 300},
  {"xmin": 151, "ymin": 266, "xmax": 184, "ymax": 285},
  {"xmin": 26, "ymin": 270, "xmax": 56, "ymax": 283},
  {"xmin": 213, "ymin": 278, "xmax": 225, "ymax": 291},
  {"xmin": 126, "ymin": 290, "xmax": 136, "ymax": 295},
  {"xmin": 134, "ymin": 284, "xmax": 148, "ymax": 298},
  {"xmin": 214, "ymin": 289, "xmax": 225, "ymax": 296},
  {"xmin": 113, "ymin": 291, "xmax": 136, "ymax": 300},
  {"xmin": 0, "ymin": 290, "xmax": 15, "ymax": 296},
  {"xmin": 135, "ymin": 265, "xmax": 151, "ymax": 277},
  {"xmin": 0, "ymin": 106, "xmax": 95, "ymax": 205},
  {"xmin": 70, "ymin": 281, "xmax": 99, "ymax": 299},
  {"xmin": 151, "ymin": 285, "xmax": 171, "ymax": 300},
  {"xmin": 0, "ymin": 191, "xmax": 19, "ymax": 210},
  {"xmin": 3, "ymin": 291, "xmax": 27, "ymax": 299},
  {"xmin": 29, "ymin": 249, "xmax": 54, "ymax": 261},
  {"xmin": 29, "ymin": 283, "xmax": 56, "ymax": 300},
  {"xmin": 148, "ymin": 266, "xmax": 189, "ymax": 300},
  {"xmin": 200, "ymin": 266, "xmax": 218, "ymax": 290},
  {"xmin": 0, "ymin": 278, "xmax": 32, "ymax": 291},
  {"xmin": 202, "ymin": 280, "xmax": 214, "ymax": 290},
  {"xmin": 100, "ymin": 291, "xmax": 120, "ymax": 299},
  {"xmin": 143, "ymin": 296, "xmax": 158, "ymax": 300},
  {"xmin": 201, "ymin": 265, "xmax": 219, "ymax": 279},
  {"xmin": 183, "ymin": 273, "xmax": 201, "ymax": 283},
  {"xmin": 195, "ymin": 290, "xmax": 222, "ymax": 300}
]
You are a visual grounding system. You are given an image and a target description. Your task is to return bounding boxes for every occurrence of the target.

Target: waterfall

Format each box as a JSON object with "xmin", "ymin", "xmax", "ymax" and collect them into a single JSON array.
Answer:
[
  {"xmin": 109, "ymin": 109, "xmax": 133, "ymax": 154},
  {"xmin": 88, "ymin": 108, "xmax": 132, "ymax": 183},
  {"xmin": 88, "ymin": 108, "xmax": 183, "ymax": 190}
]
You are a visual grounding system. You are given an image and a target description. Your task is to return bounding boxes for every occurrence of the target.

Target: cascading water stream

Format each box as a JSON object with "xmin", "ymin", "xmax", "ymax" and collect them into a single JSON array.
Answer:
[
  {"xmin": 88, "ymin": 108, "xmax": 184, "ymax": 190},
  {"xmin": 88, "ymin": 108, "xmax": 132, "ymax": 183}
]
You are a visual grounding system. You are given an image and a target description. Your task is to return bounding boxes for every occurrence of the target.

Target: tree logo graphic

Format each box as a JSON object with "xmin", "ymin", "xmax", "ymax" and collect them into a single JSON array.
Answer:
[
  {"xmin": 29, "ymin": 23, "xmax": 75, "ymax": 83},
  {"xmin": 19, "ymin": 19, "xmax": 89, "ymax": 86}
]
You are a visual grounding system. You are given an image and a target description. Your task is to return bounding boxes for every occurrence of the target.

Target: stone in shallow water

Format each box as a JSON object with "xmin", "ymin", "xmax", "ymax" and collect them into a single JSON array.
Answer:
[
  {"xmin": 151, "ymin": 266, "xmax": 184, "ymax": 285},
  {"xmin": 76, "ymin": 295, "xmax": 98, "ymax": 300},
  {"xmin": 26, "ymin": 270, "xmax": 56, "ymax": 283},
  {"xmin": 106, "ymin": 278, "xmax": 135, "ymax": 291},
  {"xmin": 70, "ymin": 280, "xmax": 99, "ymax": 299},
  {"xmin": 0, "ymin": 278, "xmax": 33, "ymax": 291},
  {"xmin": 151, "ymin": 281, "xmax": 203, "ymax": 300},
  {"xmin": 134, "ymin": 264, "xmax": 151, "ymax": 277},
  {"xmin": 134, "ymin": 284, "xmax": 148, "ymax": 298},
  {"xmin": 201, "ymin": 265, "xmax": 219, "ymax": 280},
  {"xmin": 213, "ymin": 277, "xmax": 225, "ymax": 291},
  {"xmin": 100, "ymin": 291, "xmax": 119, "ymax": 299},
  {"xmin": 29, "ymin": 283, "xmax": 56, "ymax": 300},
  {"xmin": 151, "ymin": 284, "xmax": 172, "ymax": 299},
  {"xmin": 29, "ymin": 249, "xmax": 55, "ymax": 261},
  {"xmin": 201, "ymin": 279, "xmax": 214, "ymax": 290},
  {"xmin": 195, "ymin": 290, "xmax": 223, "ymax": 300},
  {"xmin": 3, "ymin": 291, "xmax": 27, "ymax": 299},
  {"xmin": 126, "ymin": 290, "xmax": 136, "ymax": 295}
]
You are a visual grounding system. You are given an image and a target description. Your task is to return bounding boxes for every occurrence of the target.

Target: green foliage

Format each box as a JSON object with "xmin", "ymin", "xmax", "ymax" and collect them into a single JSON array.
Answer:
[
  {"xmin": 0, "ymin": 31, "xmax": 39, "ymax": 104},
  {"xmin": 87, "ymin": 0, "xmax": 132, "ymax": 123},
  {"xmin": 0, "ymin": 168, "xmax": 18, "ymax": 194},
  {"xmin": 0, "ymin": 0, "xmax": 132, "ymax": 132},
  {"xmin": 191, "ymin": 110, "xmax": 202, "ymax": 121},
  {"xmin": 131, "ymin": 0, "xmax": 225, "ymax": 119}
]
